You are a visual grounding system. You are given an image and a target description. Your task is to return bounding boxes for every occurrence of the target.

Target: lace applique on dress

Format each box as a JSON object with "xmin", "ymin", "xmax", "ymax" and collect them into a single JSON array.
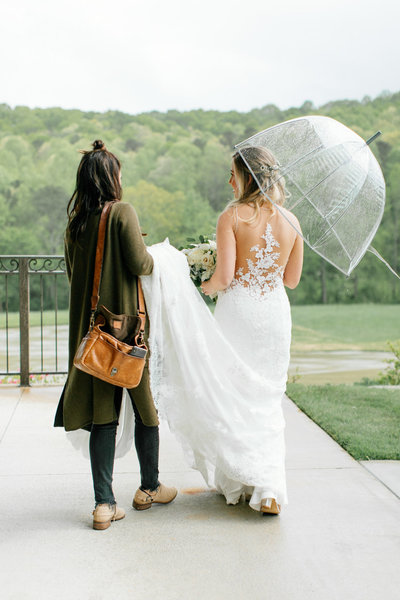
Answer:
[{"xmin": 230, "ymin": 223, "xmax": 284, "ymax": 298}]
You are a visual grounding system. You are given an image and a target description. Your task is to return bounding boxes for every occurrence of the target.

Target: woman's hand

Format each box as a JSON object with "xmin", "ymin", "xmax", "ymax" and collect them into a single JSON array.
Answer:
[
  {"xmin": 200, "ymin": 210, "xmax": 236, "ymax": 297},
  {"xmin": 201, "ymin": 279, "xmax": 215, "ymax": 296}
]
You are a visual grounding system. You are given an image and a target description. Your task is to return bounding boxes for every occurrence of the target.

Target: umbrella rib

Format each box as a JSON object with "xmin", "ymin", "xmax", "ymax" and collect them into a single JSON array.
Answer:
[
  {"xmin": 285, "ymin": 145, "xmax": 369, "ymax": 259},
  {"xmin": 315, "ymin": 223, "xmax": 353, "ymax": 260},
  {"xmin": 290, "ymin": 139, "xmax": 374, "ymax": 213},
  {"xmin": 283, "ymin": 174, "xmax": 352, "ymax": 260},
  {"xmin": 278, "ymin": 144, "xmax": 324, "ymax": 176},
  {"xmin": 312, "ymin": 184, "xmax": 359, "ymax": 248},
  {"xmin": 283, "ymin": 173, "xmax": 321, "ymax": 211},
  {"xmin": 302, "ymin": 242, "xmax": 350, "ymax": 276},
  {"xmin": 283, "ymin": 171, "xmax": 352, "ymax": 260},
  {"xmin": 315, "ymin": 176, "xmax": 355, "ymax": 244},
  {"xmin": 293, "ymin": 146, "xmax": 356, "ymax": 202},
  {"xmin": 266, "ymin": 142, "xmax": 365, "ymax": 214},
  {"xmin": 261, "ymin": 196, "xmax": 352, "ymax": 275},
  {"xmin": 312, "ymin": 157, "xmax": 376, "ymax": 252},
  {"xmin": 258, "ymin": 167, "xmax": 345, "ymax": 248},
  {"xmin": 264, "ymin": 171, "xmax": 351, "ymax": 262}
]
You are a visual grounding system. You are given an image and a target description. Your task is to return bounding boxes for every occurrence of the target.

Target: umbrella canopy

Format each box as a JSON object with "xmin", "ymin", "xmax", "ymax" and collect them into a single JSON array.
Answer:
[{"xmin": 235, "ymin": 116, "xmax": 385, "ymax": 276}]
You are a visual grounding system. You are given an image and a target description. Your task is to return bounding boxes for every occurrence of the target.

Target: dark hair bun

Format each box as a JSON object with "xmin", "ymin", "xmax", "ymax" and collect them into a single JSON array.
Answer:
[{"xmin": 92, "ymin": 140, "xmax": 105, "ymax": 151}]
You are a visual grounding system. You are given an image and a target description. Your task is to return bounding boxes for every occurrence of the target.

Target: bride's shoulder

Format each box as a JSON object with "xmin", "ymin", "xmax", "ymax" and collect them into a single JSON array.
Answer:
[
  {"xmin": 217, "ymin": 206, "xmax": 236, "ymax": 227},
  {"xmin": 278, "ymin": 206, "xmax": 301, "ymax": 231},
  {"xmin": 221, "ymin": 203, "xmax": 253, "ymax": 222}
]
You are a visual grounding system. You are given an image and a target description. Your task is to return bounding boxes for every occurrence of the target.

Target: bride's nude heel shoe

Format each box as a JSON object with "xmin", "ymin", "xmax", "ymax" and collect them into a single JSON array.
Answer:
[{"xmin": 260, "ymin": 499, "xmax": 281, "ymax": 515}]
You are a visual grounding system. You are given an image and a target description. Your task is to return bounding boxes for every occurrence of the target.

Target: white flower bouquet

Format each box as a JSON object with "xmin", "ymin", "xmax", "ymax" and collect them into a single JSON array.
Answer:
[{"xmin": 180, "ymin": 235, "xmax": 217, "ymax": 287}]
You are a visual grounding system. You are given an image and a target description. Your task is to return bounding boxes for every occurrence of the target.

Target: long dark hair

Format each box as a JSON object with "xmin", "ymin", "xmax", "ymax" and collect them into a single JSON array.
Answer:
[{"xmin": 67, "ymin": 140, "xmax": 122, "ymax": 242}]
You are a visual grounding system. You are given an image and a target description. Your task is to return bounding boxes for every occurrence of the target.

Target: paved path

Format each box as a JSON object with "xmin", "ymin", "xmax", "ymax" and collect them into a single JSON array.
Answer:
[{"xmin": 0, "ymin": 386, "xmax": 399, "ymax": 600}]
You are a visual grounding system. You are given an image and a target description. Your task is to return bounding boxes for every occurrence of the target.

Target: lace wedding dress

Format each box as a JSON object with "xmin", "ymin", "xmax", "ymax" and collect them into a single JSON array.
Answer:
[
  {"xmin": 212, "ymin": 223, "xmax": 291, "ymax": 509},
  {"xmin": 140, "ymin": 224, "xmax": 291, "ymax": 511}
]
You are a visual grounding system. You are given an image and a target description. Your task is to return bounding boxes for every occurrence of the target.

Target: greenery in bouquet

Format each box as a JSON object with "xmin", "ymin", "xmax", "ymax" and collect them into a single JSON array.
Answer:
[{"xmin": 180, "ymin": 235, "xmax": 217, "ymax": 287}]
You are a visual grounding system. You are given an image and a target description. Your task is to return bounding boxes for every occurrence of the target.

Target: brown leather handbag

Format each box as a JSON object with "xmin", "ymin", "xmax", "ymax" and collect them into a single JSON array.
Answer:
[{"xmin": 73, "ymin": 202, "xmax": 148, "ymax": 388}]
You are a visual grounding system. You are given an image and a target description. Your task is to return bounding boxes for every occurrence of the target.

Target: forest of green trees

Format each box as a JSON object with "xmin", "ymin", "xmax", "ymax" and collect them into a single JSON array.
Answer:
[{"xmin": 1, "ymin": 91, "xmax": 400, "ymax": 305}]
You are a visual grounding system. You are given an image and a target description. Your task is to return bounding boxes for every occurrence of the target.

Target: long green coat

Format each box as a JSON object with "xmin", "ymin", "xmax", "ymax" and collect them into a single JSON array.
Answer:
[{"xmin": 54, "ymin": 202, "xmax": 158, "ymax": 430}]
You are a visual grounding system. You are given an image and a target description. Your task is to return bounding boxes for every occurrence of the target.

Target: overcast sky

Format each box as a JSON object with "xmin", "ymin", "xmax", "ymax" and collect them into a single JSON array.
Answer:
[{"xmin": 1, "ymin": 0, "xmax": 399, "ymax": 115}]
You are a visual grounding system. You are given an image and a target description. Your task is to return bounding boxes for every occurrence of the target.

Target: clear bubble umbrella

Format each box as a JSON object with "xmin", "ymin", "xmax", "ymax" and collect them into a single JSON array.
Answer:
[{"xmin": 235, "ymin": 116, "xmax": 386, "ymax": 276}]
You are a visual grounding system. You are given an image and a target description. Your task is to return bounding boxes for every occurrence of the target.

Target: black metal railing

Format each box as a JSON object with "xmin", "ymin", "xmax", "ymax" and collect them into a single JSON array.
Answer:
[{"xmin": 0, "ymin": 256, "xmax": 68, "ymax": 386}]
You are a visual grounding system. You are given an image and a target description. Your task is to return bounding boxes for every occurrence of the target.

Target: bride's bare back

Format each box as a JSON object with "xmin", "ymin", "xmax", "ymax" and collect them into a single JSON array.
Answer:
[
  {"xmin": 201, "ymin": 202, "xmax": 303, "ymax": 297},
  {"xmin": 232, "ymin": 204, "xmax": 301, "ymax": 290}
]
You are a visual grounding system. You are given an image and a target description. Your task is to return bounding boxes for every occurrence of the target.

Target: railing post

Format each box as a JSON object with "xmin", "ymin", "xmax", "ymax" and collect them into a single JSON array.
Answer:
[{"xmin": 19, "ymin": 257, "xmax": 30, "ymax": 386}]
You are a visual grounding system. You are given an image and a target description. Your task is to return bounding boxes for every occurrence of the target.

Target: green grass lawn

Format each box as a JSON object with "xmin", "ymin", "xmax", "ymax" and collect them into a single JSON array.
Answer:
[
  {"xmin": 2, "ymin": 304, "xmax": 400, "ymax": 352},
  {"xmin": 0, "ymin": 310, "xmax": 69, "ymax": 329},
  {"xmin": 289, "ymin": 369, "xmax": 383, "ymax": 386},
  {"xmin": 287, "ymin": 383, "xmax": 400, "ymax": 460},
  {"xmin": 291, "ymin": 304, "xmax": 400, "ymax": 351}
]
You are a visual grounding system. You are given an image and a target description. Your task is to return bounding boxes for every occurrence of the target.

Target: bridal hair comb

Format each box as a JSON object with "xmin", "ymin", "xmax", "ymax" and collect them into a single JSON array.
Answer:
[{"xmin": 260, "ymin": 163, "xmax": 280, "ymax": 174}]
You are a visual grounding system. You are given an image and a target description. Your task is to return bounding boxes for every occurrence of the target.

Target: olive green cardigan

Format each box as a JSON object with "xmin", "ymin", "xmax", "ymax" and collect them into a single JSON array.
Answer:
[{"xmin": 54, "ymin": 202, "xmax": 158, "ymax": 430}]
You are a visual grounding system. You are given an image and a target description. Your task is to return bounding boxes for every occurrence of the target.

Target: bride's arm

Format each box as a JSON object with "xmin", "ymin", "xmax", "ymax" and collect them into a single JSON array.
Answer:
[
  {"xmin": 279, "ymin": 208, "xmax": 304, "ymax": 289},
  {"xmin": 283, "ymin": 233, "xmax": 303, "ymax": 289},
  {"xmin": 201, "ymin": 210, "xmax": 236, "ymax": 296}
]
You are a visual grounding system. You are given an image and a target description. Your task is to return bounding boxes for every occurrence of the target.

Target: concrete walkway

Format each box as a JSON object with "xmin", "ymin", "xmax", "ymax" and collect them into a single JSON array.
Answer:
[{"xmin": 0, "ymin": 386, "xmax": 399, "ymax": 600}]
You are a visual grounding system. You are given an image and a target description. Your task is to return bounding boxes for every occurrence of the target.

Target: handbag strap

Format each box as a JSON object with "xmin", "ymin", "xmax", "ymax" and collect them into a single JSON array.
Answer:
[
  {"xmin": 90, "ymin": 201, "xmax": 147, "ymax": 342},
  {"xmin": 90, "ymin": 202, "xmax": 115, "ymax": 316},
  {"xmin": 136, "ymin": 277, "xmax": 146, "ymax": 345}
]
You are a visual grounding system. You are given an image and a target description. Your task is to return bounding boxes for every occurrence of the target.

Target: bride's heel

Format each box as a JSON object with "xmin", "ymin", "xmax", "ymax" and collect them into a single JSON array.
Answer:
[{"xmin": 260, "ymin": 498, "xmax": 281, "ymax": 515}]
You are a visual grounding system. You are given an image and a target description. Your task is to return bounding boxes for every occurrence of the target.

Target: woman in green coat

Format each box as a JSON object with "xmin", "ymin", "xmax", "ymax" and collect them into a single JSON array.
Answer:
[{"xmin": 54, "ymin": 140, "xmax": 177, "ymax": 529}]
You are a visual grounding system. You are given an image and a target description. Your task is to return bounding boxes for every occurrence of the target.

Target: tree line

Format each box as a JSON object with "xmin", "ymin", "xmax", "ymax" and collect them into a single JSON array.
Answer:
[{"xmin": 0, "ymin": 91, "xmax": 399, "ymax": 307}]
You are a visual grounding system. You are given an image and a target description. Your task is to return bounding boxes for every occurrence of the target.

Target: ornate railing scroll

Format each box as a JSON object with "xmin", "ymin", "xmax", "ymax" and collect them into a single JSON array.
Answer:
[{"xmin": 0, "ymin": 256, "xmax": 68, "ymax": 386}]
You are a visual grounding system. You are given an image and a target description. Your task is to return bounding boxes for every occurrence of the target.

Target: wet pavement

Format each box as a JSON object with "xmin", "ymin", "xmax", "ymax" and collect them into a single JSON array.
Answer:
[
  {"xmin": 0, "ymin": 386, "xmax": 399, "ymax": 600},
  {"xmin": 1, "ymin": 324, "xmax": 392, "ymax": 383},
  {"xmin": 289, "ymin": 349, "xmax": 391, "ymax": 376}
]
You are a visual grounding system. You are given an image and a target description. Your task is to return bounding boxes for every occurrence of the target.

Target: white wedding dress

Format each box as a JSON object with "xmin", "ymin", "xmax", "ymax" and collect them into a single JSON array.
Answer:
[{"xmin": 140, "ymin": 223, "xmax": 291, "ymax": 511}]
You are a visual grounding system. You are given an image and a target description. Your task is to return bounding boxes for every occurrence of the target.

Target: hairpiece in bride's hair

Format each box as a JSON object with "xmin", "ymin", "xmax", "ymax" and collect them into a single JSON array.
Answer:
[{"xmin": 259, "ymin": 163, "xmax": 280, "ymax": 175}]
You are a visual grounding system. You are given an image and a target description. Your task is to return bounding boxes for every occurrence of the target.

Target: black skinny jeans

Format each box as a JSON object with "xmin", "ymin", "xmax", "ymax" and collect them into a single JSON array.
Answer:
[{"xmin": 90, "ymin": 395, "xmax": 159, "ymax": 506}]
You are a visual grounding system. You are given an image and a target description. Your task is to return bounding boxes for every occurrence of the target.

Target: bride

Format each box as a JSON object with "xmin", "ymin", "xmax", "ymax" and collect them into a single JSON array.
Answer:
[
  {"xmin": 141, "ymin": 146, "xmax": 303, "ymax": 514},
  {"xmin": 201, "ymin": 147, "xmax": 303, "ymax": 513}
]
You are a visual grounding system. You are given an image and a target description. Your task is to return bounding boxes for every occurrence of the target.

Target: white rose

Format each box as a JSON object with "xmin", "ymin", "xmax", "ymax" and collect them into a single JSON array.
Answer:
[{"xmin": 187, "ymin": 248, "xmax": 203, "ymax": 265}]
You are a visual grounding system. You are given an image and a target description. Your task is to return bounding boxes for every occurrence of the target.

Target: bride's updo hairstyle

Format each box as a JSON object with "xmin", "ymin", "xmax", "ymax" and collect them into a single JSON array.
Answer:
[
  {"xmin": 67, "ymin": 140, "xmax": 122, "ymax": 242},
  {"xmin": 229, "ymin": 146, "xmax": 287, "ymax": 224}
]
